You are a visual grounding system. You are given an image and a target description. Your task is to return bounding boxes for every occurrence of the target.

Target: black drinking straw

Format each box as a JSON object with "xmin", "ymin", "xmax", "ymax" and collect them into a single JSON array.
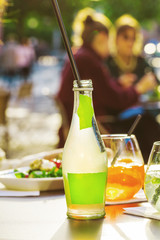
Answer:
[
  {"xmin": 50, "ymin": 0, "xmax": 81, "ymax": 87},
  {"xmin": 111, "ymin": 114, "xmax": 142, "ymax": 166}
]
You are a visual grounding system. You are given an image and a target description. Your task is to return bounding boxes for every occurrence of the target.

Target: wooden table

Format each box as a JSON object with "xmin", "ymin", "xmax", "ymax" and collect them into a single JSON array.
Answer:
[{"xmin": 0, "ymin": 190, "xmax": 160, "ymax": 240}]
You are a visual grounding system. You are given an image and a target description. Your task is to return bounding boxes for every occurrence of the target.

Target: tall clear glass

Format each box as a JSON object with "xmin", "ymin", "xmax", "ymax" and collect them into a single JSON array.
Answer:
[
  {"xmin": 62, "ymin": 80, "xmax": 107, "ymax": 220},
  {"xmin": 144, "ymin": 141, "xmax": 160, "ymax": 211},
  {"xmin": 102, "ymin": 134, "xmax": 144, "ymax": 201}
]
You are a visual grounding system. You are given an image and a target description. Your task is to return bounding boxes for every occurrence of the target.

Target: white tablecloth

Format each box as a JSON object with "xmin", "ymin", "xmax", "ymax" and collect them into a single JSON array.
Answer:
[{"xmin": 0, "ymin": 191, "xmax": 160, "ymax": 240}]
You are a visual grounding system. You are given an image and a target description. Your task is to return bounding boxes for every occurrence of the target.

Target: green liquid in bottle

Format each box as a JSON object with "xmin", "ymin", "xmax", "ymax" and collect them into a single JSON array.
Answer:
[{"xmin": 64, "ymin": 172, "xmax": 107, "ymax": 219}]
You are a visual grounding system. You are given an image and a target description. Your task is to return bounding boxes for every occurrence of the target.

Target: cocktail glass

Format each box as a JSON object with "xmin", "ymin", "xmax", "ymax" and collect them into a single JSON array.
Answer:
[
  {"xmin": 102, "ymin": 134, "xmax": 144, "ymax": 201},
  {"xmin": 144, "ymin": 141, "xmax": 160, "ymax": 211}
]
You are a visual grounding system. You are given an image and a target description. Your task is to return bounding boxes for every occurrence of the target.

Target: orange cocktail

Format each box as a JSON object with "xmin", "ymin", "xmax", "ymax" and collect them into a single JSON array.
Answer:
[
  {"xmin": 102, "ymin": 134, "xmax": 144, "ymax": 201},
  {"xmin": 106, "ymin": 158, "xmax": 144, "ymax": 201}
]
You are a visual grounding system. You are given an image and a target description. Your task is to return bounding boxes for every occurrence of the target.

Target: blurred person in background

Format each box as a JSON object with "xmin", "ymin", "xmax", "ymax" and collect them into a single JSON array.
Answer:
[
  {"xmin": 106, "ymin": 14, "xmax": 157, "ymax": 88},
  {"xmin": 56, "ymin": 8, "xmax": 157, "ymax": 161},
  {"xmin": 0, "ymin": 0, "xmax": 17, "ymax": 87},
  {"xmin": 104, "ymin": 14, "xmax": 160, "ymax": 161},
  {"xmin": 0, "ymin": 37, "xmax": 18, "ymax": 86},
  {"xmin": 16, "ymin": 38, "xmax": 35, "ymax": 82}
]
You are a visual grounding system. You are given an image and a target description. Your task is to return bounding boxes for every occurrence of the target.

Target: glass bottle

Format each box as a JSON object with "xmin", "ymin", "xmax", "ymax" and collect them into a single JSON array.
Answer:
[{"xmin": 62, "ymin": 79, "xmax": 107, "ymax": 220}]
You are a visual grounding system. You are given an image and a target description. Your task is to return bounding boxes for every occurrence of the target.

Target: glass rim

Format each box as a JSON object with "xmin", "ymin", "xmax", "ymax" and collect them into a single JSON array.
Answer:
[
  {"xmin": 101, "ymin": 134, "xmax": 135, "ymax": 139},
  {"xmin": 73, "ymin": 79, "xmax": 93, "ymax": 88},
  {"xmin": 153, "ymin": 141, "xmax": 160, "ymax": 146}
]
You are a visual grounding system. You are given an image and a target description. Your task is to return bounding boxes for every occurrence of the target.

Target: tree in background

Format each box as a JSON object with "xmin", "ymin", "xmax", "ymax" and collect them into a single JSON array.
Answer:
[
  {"xmin": 3, "ymin": 0, "xmax": 160, "ymax": 46},
  {"xmin": 0, "ymin": 0, "xmax": 8, "ymax": 44}
]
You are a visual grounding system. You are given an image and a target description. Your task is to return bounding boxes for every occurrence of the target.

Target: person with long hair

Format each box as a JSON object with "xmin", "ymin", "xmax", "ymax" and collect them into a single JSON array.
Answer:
[
  {"xmin": 106, "ymin": 14, "xmax": 156, "ymax": 87},
  {"xmin": 104, "ymin": 14, "xmax": 160, "ymax": 161}
]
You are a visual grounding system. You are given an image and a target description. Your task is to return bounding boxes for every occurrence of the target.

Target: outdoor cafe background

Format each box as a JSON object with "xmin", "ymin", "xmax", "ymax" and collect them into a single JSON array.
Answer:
[{"xmin": 0, "ymin": 0, "xmax": 160, "ymax": 159}]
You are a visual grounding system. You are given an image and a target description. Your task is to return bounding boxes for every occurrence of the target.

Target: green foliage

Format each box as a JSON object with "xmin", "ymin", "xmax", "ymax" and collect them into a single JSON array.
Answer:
[
  {"xmin": 4, "ymin": 0, "xmax": 160, "ymax": 43},
  {"xmin": 104, "ymin": 0, "xmax": 160, "ymax": 29}
]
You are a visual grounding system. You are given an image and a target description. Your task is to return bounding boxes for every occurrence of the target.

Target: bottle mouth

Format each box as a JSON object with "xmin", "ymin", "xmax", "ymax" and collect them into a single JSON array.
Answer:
[
  {"xmin": 73, "ymin": 79, "xmax": 93, "ymax": 88},
  {"xmin": 101, "ymin": 134, "xmax": 136, "ymax": 140}
]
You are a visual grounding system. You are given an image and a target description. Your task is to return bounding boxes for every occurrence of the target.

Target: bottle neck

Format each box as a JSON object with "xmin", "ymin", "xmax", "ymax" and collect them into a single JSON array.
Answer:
[
  {"xmin": 73, "ymin": 89, "xmax": 93, "ymax": 114},
  {"xmin": 71, "ymin": 84, "xmax": 105, "ymax": 153}
]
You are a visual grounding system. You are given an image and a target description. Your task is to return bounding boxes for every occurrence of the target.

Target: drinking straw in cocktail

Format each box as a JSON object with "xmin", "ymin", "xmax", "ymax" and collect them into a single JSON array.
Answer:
[
  {"xmin": 111, "ymin": 114, "xmax": 142, "ymax": 166},
  {"xmin": 50, "ymin": 0, "xmax": 81, "ymax": 87}
]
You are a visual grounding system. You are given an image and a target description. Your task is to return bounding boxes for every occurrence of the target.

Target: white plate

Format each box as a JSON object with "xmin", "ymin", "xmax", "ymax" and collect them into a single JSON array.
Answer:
[{"xmin": 0, "ymin": 167, "xmax": 64, "ymax": 191}]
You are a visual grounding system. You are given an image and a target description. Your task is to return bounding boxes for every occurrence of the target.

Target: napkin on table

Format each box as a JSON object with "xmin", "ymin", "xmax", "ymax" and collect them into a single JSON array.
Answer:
[{"xmin": 124, "ymin": 202, "xmax": 160, "ymax": 220}]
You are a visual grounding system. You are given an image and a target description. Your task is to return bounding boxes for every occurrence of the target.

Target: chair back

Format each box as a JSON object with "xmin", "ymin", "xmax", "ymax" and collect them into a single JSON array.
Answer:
[
  {"xmin": 17, "ymin": 82, "xmax": 33, "ymax": 99},
  {"xmin": 0, "ymin": 89, "xmax": 10, "ymax": 125}
]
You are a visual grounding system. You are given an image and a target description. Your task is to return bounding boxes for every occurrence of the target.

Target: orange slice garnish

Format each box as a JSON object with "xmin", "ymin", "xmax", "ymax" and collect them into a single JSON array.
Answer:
[{"xmin": 118, "ymin": 158, "xmax": 133, "ymax": 163}]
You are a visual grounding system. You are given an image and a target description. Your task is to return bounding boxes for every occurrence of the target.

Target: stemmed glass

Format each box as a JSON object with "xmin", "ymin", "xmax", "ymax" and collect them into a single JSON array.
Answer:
[
  {"xmin": 102, "ymin": 134, "xmax": 144, "ymax": 201},
  {"xmin": 144, "ymin": 141, "xmax": 160, "ymax": 211}
]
